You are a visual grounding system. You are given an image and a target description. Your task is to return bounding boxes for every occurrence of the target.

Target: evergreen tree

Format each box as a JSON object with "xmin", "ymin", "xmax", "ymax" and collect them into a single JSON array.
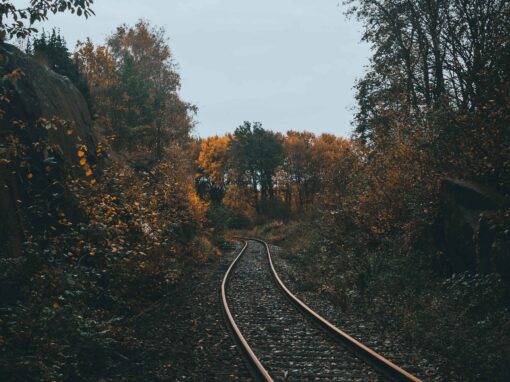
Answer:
[
  {"xmin": 228, "ymin": 122, "xmax": 283, "ymax": 212},
  {"xmin": 29, "ymin": 29, "xmax": 90, "ymax": 104}
]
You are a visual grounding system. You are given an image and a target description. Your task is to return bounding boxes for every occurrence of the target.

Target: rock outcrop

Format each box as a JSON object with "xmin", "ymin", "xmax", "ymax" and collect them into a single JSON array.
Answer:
[
  {"xmin": 0, "ymin": 43, "xmax": 98, "ymax": 257},
  {"xmin": 438, "ymin": 178, "xmax": 509, "ymax": 283}
]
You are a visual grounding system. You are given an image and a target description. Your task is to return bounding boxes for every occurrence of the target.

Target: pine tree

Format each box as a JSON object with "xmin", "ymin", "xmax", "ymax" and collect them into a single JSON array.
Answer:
[{"xmin": 29, "ymin": 29, "xmax": 90, "ymax": 105}]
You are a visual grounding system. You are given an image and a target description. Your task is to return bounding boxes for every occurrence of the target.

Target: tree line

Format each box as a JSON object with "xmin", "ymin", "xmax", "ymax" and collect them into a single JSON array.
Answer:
[{"xmin": 195, "ymin": 123, "xmax": 353, "ymax": 217}]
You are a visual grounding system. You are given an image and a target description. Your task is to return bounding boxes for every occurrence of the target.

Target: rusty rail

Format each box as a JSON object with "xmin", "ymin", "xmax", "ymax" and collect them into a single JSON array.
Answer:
[
  {"xmin": 223, "ymin": 238, "xmax": 422, "ymax": 382},
  {"xmin": 220, "ymin": 240, "xmax": 273, "ymax": 382},
  {"xmin": 253, "ymin": 238, "xmax": 422, "ymax": 382}
]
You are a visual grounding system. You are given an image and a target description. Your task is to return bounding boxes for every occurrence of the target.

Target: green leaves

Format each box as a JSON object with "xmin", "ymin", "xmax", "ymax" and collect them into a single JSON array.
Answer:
[
  {"xmin": 227, "ymin": 122, "xmax": 284, "ymax": 212},
  {"xmin": 75, "ymin": 20, "xmax": 193, "ymax": 157},
  {"xmin": 0, "ymin": 0, "xmax": 95, "ymax": 39}
]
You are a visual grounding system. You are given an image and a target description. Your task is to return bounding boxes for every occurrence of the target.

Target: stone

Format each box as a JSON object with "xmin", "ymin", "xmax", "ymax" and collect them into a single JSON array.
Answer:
[
  {"xmin": 0, "ymin": 43, "xmax": 98, "ymax": 257},
  {"xmin": 438, "ymin": 178, "xmax": 508, "ymax": 277}
]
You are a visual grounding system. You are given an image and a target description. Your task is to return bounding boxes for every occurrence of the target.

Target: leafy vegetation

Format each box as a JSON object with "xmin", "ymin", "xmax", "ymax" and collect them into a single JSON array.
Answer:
[
  {"xmin": 192, "ymin": 1, "xmax": 510, "ymax": 379},
  {"xmin": 1, "ymin": 1, "xmax": 509, "ymax": 381},
  {"xmin": 0, "ymin": 0, "xmax": 94, "ymax": 39},
  {"xmin": 0, "ymin": 20, "xmax": 212, "ymax": 380},
  {"xmin": 74, "ymin": 20, "xmax": 196, "ymax": 157}
]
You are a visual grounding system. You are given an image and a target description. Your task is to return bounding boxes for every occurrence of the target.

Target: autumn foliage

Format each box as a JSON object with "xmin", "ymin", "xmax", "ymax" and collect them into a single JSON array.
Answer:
[
  {"xmin": 74, "ymin": 20, "xmax": 195, "ymax": 157},
  {"xmin": 192, "ymin": 2, "xmax": 510, "ymax": 379},
  {"xmin": 0, "ymin": 22, "xmax": 211, "ymax": 380},
  {"xmin": 0, "ymin": 2, "xmax": 509, "ymax": 381},
  {"xmin": 195, "ymin": 125, "xmax": 356, "ymax": 220}
]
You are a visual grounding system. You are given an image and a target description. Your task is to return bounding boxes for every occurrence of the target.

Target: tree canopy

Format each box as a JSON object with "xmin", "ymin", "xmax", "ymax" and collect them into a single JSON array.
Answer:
[
  {"xmin": 74, "ymin": 20, "xmax": 196, "ymax": 159},
  {"xmin": 227, "ymin": 122, "xmax": 284, "ymax": 213}
]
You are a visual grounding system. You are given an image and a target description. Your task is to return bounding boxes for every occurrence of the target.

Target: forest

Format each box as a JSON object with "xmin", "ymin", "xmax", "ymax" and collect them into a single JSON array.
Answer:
[{"xmin": 0, "ymin": 1, "xmax": 509, "ymax": 381}]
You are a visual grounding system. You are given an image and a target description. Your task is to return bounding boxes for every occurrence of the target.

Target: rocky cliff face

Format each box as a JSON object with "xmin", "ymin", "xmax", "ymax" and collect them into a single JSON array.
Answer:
[
  {"xmin": 438, "ymin": 178, "xmax": 509, "ymax": 284},
  {"xmin": 0, "ymin": 43, "xmax": 98, "ymax": 257}
]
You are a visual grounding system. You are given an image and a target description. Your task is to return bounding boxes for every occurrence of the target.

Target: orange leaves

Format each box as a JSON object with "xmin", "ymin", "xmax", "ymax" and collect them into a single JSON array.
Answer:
[
  {"xmin": 195, "ymin": 130, "xmax": 360, "ymax": 214},
  {"xmin": 95, "ymin": 143, "xmax": 105, "ymax": 157},
  {"xmin": 75, "ymin": 145, "xmax": 96, "ymax": 178},
  {"xmin": 74, "ymin": 39, "xmax": 122, "ymax": 134},
  {"xmin": 74, "ymin": 21, "xmax": 191, "ymax": 154},
  {"xmin": 3, "ymin": 68, "xmax": 25, "ymax": 83},
  {"xmin": 187, "ymin": 184, "xmax": 208, "ymax": 223},
  {"xmin": 342, "ymin": 127, "xmax": 440, "ymax": 235},
  {"xmin": 197, "ymin": 135, "xmax": 231, "ymax": 184}
]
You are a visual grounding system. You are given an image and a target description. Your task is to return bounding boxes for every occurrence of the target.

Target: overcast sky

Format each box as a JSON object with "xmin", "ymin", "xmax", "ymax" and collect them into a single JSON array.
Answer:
[{"xmin": 29, "ymin": 0, "xmax": 370, "ymax": 138}]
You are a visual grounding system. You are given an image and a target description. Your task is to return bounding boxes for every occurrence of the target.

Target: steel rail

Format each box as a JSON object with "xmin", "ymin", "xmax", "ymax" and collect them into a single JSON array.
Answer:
[
  {"xmin": 220, "ymin": 240, "xmax": 273, "ymax": 382},
  {"xmin": 253, "ymin": 237, "xmax": 422, "ymax": 382}
]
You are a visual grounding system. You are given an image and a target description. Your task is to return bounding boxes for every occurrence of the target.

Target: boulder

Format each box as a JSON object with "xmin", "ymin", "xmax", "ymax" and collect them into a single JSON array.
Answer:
[
  {"xmin": 478, "ymin": 211, "xmax": 510, "ymax": 285},
  {"xmin": 438, "ymin": 178, "xmax": 509, "ymax": 281},
  {"xmin": 0, "ymin": 43, "xmax": 98, "ymax": 257}
]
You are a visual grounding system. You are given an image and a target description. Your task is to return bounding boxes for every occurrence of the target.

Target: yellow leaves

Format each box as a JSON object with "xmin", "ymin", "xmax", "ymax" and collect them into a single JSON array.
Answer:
[
  {"xmin": 26, "ymin": 172, "xmax": 33, "ymax": 180},
  {"xmin": 77, "ymin": 147, "xmax": 94, "ymax": 177},
  {"xmin": 36, "ymin": 117, "xmax": 59, "ymax": 131},
  {"xmin": 3, "ymin": 68, "xmax": 25, "ymax": 83},
  {"xmin": 197, "ymin": 136, "xmax": 231, "ymax": 184}
]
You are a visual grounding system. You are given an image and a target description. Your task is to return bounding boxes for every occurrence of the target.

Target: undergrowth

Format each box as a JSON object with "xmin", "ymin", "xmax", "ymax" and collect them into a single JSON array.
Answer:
[{"xmin": 254, "ymin": 221, "xmax": 510, "ymax": 382}]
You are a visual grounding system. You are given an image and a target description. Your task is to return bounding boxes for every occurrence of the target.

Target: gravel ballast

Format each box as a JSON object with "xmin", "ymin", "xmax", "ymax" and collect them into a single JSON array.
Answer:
[
  {"xmin": 227, "ymin": 240, "xmax": 389, "ymax": 381},
  {"xmin": 268, "ymin": 243, "xmax": 449, "ymax": 382}
]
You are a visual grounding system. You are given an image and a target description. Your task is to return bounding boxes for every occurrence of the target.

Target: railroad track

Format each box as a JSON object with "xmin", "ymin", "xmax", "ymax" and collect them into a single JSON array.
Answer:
[{"xmin": 221, "ymin": 238, "xmax": 422, "ymax": 382}]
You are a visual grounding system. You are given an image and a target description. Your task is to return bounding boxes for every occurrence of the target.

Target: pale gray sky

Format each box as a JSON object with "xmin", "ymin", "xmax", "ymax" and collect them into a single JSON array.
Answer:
[{"xmin": 28, "ymin": 0, "xmax": 370, "ymax": 138}]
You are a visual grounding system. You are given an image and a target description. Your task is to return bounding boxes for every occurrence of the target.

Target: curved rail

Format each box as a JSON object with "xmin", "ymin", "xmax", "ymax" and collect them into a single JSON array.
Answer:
[
  {"xmin": 223, "ymin": 238, "xmax": 422, "ymax": 382},
  {"xmin": 220, "ymin": 241, "xmax": 273, "ymax": 382},
  {"xmin": 254, "ymin": 238, "xmax": 422, "ymax": 382}
]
